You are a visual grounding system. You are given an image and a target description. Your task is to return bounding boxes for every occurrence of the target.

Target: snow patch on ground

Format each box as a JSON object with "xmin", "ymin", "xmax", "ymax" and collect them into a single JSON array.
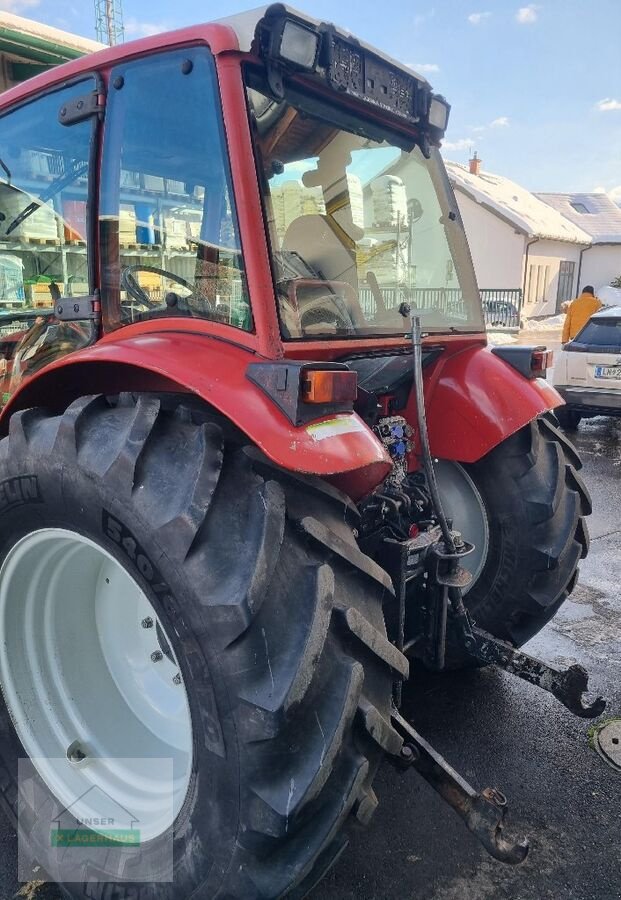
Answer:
[
  {"xmin": 521, "ymin": 314, "xmax": 564, "ymax": 331},
  {"xmin": 486, "ymin": 331, "xmax": 517, "ymax": 345}
]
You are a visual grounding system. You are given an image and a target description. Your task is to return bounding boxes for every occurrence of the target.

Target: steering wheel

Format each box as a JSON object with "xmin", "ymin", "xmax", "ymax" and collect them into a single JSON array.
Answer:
[
  {"xmin": 121, "ymin": 265, "xmax": 211, "ymax": 311},
  {"xmin": 300, "ymin": 303, "xmax": 354, "ymax": 334}
]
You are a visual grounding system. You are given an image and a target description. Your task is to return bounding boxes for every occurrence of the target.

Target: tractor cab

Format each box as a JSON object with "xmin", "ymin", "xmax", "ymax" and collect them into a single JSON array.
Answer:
[{"xmin": 0, "ymin": 4, "xmax": 482, "ymax": 408}]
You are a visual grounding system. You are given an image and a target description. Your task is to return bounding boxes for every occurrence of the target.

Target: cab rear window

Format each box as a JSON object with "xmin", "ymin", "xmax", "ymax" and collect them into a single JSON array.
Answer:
[{"xmin": 574, "ymin": 319, "xmax": 621, "ymax": 349}]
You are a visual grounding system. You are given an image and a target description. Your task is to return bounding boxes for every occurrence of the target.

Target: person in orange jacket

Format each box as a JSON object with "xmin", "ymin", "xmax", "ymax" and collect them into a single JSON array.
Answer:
[{"xmin": 561, "ymin": 285, "xmax": 602, "ymax": 343}]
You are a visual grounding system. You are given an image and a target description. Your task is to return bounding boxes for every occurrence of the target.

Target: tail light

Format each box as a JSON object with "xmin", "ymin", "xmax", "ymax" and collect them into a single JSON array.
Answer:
[
  {"xmin": 531, "ymin": 348, "xmax": 553, "ymax": 377},
  {"xmin": 301, "ymin": 369, "xmax": 357, "ymax": 404},
  {"xmin": 247, "ymin": 361, "xmax": 358, "ymax": 425},
  {"xmin": 491, "ymin": 345, "xmax": 553, "ymax": 379}
]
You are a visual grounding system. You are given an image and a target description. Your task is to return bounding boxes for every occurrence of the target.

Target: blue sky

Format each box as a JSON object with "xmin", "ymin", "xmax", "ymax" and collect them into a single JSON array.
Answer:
[{"xmin": 11, "ymin": 0, "xmax": 621, "ymax": 196}]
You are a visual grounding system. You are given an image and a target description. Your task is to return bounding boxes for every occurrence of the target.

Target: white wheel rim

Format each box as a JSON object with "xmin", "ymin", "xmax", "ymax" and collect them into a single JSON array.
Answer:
[
  {"xmin": 434, "ymin": 461, "xmax": 490, "ymax": 593},
  {"xmin": 0, "ymin": 528, "xmax": 193, "ymax": 843}
]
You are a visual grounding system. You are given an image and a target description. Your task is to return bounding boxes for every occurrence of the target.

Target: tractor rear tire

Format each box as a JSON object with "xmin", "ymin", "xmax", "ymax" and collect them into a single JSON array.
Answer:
[
  {"xmin": 0, "ymin": 394, "xmax": 404, "ymax": 899},
  {"xmin": 445, "ymin": 413, "xmax": 590, "ymax": 658},
  {"xmin": 555, "ymin": 406, "xmax": 582, "ymax": 430}
]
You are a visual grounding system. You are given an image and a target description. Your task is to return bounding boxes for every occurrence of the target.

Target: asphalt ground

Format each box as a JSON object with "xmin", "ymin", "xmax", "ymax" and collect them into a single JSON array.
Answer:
[{"xmin": 2, "ymin": 404, "xmax": 620, "ymax": 900}]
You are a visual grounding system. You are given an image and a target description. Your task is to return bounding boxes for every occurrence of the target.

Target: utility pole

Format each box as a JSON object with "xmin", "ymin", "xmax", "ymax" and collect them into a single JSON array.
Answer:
[{"xmin": 94, "ymin": 0, "xmax": 124, "ymax": 46}]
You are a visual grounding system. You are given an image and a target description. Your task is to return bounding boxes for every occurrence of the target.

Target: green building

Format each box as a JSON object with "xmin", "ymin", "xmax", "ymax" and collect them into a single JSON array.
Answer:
[{"xmin": 0, "ymin": 10, "xmax": 101, "ymax": 92}]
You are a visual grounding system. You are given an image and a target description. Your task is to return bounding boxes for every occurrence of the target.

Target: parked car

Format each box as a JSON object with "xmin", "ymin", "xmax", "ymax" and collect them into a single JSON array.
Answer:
[
  {"xmin": 553, "ymin": 305, "xmax": 621, "ymax": 428},
  {"xmin": 482, "ymin": 298, "xmax": 520, "ymax": 328}
]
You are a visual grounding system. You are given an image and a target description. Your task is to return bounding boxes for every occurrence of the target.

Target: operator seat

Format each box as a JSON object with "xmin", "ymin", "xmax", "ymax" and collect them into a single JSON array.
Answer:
[
  {"xmin": 282, "ymin": 214, "xmax": 359, "ymax": 290},
  {"xmin": 281, "ymin": 214, "xmax": 368, "ymax": 333}
]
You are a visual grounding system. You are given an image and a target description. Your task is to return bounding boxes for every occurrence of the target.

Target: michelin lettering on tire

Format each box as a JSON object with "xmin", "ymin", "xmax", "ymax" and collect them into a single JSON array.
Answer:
[{"xmin": 0, "ymin": 475, "xmax": 41, "ymax": 514}]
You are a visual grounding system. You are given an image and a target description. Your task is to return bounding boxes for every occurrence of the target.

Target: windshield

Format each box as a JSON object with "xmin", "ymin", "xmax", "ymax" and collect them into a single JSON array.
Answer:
[{"xmin": 246, "ymin": 79, "xmax": 483, "ymax": 339}]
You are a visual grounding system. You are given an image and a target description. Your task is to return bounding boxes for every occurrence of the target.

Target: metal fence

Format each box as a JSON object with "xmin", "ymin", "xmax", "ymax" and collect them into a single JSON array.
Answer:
[
  {"xmin": 358, "ymin": 286, "xmax": 523, "ymax": 330},
  {"xmin": 480, "ymin": 289, "xmax": 523, "ymax": 329}
]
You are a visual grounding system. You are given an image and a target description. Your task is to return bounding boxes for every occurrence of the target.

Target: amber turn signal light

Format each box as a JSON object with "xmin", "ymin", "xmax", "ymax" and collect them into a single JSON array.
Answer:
[{"xmin": 301, "ymin": 369, "xmax": 358, "ymax": 405}]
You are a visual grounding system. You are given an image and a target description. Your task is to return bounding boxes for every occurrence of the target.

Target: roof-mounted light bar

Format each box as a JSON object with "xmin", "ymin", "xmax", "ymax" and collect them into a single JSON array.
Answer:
[{"xmin": 257, "ymin": 5, "xmax": 451, "ymax": 144}]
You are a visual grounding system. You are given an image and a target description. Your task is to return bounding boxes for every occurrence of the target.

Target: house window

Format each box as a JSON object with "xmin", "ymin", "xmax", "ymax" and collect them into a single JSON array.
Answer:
[
  {"xmin": 526, "ymin": 263, "xmax": 550, "ymax": 305},
  {"xmin": 557, "ymin": 260, "xmax": 575, "ymax": 308},
  {"xmin": 570, "ymin": 202, "xmax": 590, "ymax": 214},
  {"xmin": 526, "ymin": 264, "xmax": 535, "ymax": 304}
]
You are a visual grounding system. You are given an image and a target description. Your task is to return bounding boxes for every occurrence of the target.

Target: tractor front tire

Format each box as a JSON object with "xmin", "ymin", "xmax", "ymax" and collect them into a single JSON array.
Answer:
[
  {"xmin": 0, "ymin": 394, "xmax": 404, "ymax": 899},
  {"xmin": 459, "ymin": 412, "xmax": 590, "ymax": 648}
]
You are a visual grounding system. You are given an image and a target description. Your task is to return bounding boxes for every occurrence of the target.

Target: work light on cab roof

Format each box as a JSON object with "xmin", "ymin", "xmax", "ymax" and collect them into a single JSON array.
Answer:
[{"xmin": 255, "ymin": 4, "xmax": 450, "ymax": 152}]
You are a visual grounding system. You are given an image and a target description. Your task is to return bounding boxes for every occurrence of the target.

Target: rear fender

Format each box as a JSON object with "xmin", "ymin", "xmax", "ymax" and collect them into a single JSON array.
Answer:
[
  {"xmin": 0, "ymin": 333, "xmax": 391, "ymax": 500},
  {"xmin": 423, "ymin": 345, "xmax": 562, "ymax": 463}
]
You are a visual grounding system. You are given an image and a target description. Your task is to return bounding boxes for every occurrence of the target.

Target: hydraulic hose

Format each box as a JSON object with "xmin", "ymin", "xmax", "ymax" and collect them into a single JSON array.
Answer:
[{"xmin": 409, "ymin": 315, "xmax": 456, "ymax": 554}]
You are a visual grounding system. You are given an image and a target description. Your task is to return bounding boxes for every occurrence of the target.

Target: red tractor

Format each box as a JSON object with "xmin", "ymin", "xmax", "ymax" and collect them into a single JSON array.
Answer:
[{"xmin": 0, "ymin": 6, "xmax": 602, "ymax": 898}]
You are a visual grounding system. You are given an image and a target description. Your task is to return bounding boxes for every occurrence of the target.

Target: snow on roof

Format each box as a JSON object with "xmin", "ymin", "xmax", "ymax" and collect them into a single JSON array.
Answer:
[
  {"xmin": 446, "ymin": 161, "xmax": 591, "ymax": 244},
  {"xmin": 0, "ymin": 11, "xmax": 103, "ymax": 57},
  {"xmin": 593, "ymin": 305, "xmax": 621, "ymax": 319},
  {"xmin": 535, "ymin": 192, "xmax": 621, "ymax": 244}
]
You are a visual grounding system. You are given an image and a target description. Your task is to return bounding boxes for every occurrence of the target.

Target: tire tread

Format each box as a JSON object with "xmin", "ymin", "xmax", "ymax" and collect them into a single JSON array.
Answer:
[{"xmin": 463, "ymin": 416, "xmax": 589, "ymax": 646}]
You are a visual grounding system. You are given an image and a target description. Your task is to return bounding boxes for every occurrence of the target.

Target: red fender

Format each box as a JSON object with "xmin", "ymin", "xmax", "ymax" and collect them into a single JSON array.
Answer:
[
  {"xmin": 0, "ymin": 331, "xmax": 391, "ymax": 500},
  {"xmin": 423, "ymin": 345, "xmax": 562, "ymax": 463}
]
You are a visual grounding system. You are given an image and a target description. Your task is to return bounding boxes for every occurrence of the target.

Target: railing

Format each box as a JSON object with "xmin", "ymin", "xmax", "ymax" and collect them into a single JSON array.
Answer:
[
  {"xmin": 358, "ymin": 286, "xmax": 465, "ymax": 319},
  {"xmin": 480, "ymin": 289, "xmax": 523, "ymax": 329},
  {"xmin": 359, "ymin": 285, "xmax": 523, "ymax": 330}
]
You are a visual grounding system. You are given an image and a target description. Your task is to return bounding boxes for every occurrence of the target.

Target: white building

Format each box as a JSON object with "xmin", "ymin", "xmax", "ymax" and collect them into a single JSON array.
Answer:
[
  {"xmin": 446, "ymin": 157, "xmax": 592, "ymax": 317},
  {"xmin": 535, "ymin": 192, "xmax": 621, "ymax": 294}
]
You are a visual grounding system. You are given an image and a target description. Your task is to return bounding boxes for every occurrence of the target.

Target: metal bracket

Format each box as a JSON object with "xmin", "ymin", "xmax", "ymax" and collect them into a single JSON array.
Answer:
[
  {"xmin": 432, "ymin": 537, "xmax": 475, "ymax": 589},
  {"xmin": 391, "ymin": 709, "xmax": 529, "ymax": 865},
  {"xmin": 469, "ymin": 626, "xmax": 606, "ymax": 719},
  {"xmin": 55, "ymin": 295, "xmax": 100, "ymax": 322},
  {"xmin": 59, "ymin": 90, "xmax": 103, "ymax": 126}
]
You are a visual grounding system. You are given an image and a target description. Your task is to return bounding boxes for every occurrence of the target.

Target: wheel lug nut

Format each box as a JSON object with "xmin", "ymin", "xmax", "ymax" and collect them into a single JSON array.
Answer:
[
  {"xmin": 172, "ymin": 673, "xmax": 182, "ymax": 685},
  {"xmin": 141, "ymin": 617, "xmax": 154, "ymax": 629},
  {"xmin": 151, "ymin": 650, "xmax": 163, "ymax": 662}
]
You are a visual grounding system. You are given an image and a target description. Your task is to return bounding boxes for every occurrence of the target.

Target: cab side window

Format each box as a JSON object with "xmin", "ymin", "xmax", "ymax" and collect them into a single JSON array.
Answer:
[
  {"xmin": 100, "ymin": 48, "xmax": 251, "ymax": 331},
  {"xmin": 0, "ymin": 80, "xmax": 96, "ymax": 406}
]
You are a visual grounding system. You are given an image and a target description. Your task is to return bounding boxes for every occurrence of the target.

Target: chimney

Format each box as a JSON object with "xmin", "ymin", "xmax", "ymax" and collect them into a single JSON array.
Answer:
[{"xmin": 469, "ymin": 151, "xmax": 481, "ymax": 176}]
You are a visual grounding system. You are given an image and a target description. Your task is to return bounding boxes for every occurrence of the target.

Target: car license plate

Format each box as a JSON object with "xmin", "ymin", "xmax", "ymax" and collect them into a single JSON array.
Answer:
[{"xmin": 594, "ymin": 365, "xmax": 621, "ymax": 379}]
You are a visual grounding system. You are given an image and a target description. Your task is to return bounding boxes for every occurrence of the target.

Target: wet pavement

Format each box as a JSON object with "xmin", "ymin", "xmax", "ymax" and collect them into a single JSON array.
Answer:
[{"xmin": 2, "ymin": 415, "xmax": 621, "ymax": 900}]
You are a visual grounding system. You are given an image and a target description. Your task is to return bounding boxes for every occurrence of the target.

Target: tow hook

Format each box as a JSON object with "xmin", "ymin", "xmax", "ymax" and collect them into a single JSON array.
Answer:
[{"xmin": 390, "ymin": 709, "xmax": 529, "ymax": 865}]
